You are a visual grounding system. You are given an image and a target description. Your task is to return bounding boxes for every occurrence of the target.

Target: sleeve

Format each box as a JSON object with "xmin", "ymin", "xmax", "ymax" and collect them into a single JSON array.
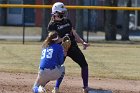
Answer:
[
  {"xmin": 47, "ymin": 21, "xmax": 57, "ymax": 32},
  {"xmin": 57, "ymin": 45, "xmax": 64, "ymax": 65}
]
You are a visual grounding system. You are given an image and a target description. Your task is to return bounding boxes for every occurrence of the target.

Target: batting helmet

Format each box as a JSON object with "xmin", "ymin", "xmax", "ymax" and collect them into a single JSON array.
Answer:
[
  {"xmin": 52, "ymin": 2, "xmax": 67, "ymax": 19},
  {"xmin": 52, "ymin": 2, "xmax": 67, "ymax": 14}
]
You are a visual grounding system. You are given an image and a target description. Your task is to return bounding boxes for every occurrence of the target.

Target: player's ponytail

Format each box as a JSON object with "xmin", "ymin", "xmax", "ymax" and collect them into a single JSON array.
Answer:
[{"xmin": 42, "ymin": 31, "xmax": 58, "ymax": 48}]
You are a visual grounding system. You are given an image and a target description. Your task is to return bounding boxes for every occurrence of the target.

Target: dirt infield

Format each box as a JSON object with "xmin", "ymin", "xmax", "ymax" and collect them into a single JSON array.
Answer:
[{"xmin": 0, "ymin": 72, "xmax": 140, "ymax": 93}]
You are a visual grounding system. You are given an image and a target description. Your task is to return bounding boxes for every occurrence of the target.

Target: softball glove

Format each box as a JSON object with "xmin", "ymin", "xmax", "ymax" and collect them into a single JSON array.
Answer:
[{"xmin": 61, "ymin": 35, "xmax": 71, "ymax": 55}]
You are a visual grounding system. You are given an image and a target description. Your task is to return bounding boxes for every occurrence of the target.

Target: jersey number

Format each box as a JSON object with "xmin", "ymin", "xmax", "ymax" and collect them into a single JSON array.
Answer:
[{"xmin": 41, "ymin": 49, "xmax": 53, "ymax": 59}]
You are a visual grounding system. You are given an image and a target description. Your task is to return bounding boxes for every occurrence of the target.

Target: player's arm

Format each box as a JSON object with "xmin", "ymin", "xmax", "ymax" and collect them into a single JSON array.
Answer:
[
  {"xmin": 72, "ymin": 29, "xmax": 84, "ymax": 43},
  {"xmin": 72, "ymin": 29, "xmax": 89, "ymax": 50}
]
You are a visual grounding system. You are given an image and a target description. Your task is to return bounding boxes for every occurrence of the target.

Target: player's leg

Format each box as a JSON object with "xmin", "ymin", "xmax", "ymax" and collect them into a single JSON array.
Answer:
[
  {"xmin": 52, "ymin": 71, "xmax": 65, "ymax": 93},
  {"xmin": 33, "ymin": 67, "xmax": 65, "ymax": 93},
  {"xmin": 52, "ymin": 59, "xmax": 66, "ymax": 93},
  {"xmin": 67, "ymin": 46, "xmax": 89, "ymax": 89},
  {"xmin": 52, "ymin": 73, "xmax": 65, "ymax": 93},
  {"xmin": 32, "ymin": 70, "xmax": 48, "ymax": 93},
  {"xmin": 48, "ymin": 66, "xmax": 65, "ymax": 81}
]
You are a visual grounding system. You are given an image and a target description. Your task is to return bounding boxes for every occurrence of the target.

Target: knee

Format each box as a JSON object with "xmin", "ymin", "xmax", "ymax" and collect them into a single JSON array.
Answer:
[
  {"xmin": 60, "ymin": 72, "xmax": 65, "ymax": 78},
  {"xmin": 83, "ymin": 65, "xmax": 88, "ymax": 69},
  {"xmin": 81, "ymin": 63, "xmax": 88, "ymax": 69}
]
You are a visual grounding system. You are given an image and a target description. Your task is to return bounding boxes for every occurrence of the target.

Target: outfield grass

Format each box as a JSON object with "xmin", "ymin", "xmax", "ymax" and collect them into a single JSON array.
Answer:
[{"xmin": 0, "ymin": 41, "xmax": 140, "ymax": 80}]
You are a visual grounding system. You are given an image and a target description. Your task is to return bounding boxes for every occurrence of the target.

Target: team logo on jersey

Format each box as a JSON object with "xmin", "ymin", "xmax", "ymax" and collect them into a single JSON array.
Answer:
[{"xmin": 57, "ymin": 23, "xmax": 70, "ymax": 30}]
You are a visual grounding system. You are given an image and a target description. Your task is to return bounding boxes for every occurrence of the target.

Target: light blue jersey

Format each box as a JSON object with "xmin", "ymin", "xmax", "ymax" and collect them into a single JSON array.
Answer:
[{"xmin": 39, "ymin": 43, "xmax": 64, "ymax": 70}]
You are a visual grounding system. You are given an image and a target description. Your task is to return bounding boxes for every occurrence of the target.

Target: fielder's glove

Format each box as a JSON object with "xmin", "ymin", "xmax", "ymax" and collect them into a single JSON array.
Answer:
[{"xmin": 61, "ymin": 35, "xmax": 71, "ymax": 56}]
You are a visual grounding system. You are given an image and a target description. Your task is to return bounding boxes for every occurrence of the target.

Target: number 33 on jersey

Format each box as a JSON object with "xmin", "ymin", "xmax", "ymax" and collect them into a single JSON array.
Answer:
[{"xmin": 41, "ymin": 48, "xmax": 53, "ymax": 59}]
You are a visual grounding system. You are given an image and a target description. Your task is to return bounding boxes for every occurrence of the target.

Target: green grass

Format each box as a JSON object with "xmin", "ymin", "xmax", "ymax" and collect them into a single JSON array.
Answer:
[{"xmin": 0, "ymin": 41, "xmax": 140, "ymax": 80}]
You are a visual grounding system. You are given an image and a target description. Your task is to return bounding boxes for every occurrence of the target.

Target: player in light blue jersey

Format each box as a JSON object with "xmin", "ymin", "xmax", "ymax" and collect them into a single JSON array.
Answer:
[{"xmin": 32, "ymin": 31, "xmax": 65, "ymax": 93}]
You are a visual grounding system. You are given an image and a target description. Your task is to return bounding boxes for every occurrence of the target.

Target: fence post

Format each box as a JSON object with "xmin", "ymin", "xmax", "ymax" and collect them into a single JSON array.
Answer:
[
  {"xmin": 22, "ymin": 8, "xmax": 25, "ymax": 44},
  {"xmin": 87, "ymin": 9, "xmax": 90, "ymax": 43}
]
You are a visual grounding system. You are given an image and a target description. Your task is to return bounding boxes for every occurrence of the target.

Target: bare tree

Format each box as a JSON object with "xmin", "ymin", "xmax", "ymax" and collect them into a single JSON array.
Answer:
[
  {"xmin": 121, "ymin": 0, "xmax": 131, "ymax": 40},
  {"xmin": 41, "ymin": 0, "xmax": 51, "ymax": 41},
  {"xmin": 104, "ymin": 0, "xmax": 118, "ymax": 40}
]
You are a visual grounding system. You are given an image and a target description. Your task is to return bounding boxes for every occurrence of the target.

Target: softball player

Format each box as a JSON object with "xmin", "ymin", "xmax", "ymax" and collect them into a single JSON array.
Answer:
[
  {"xmin": 47, "ymin": 2, "xmax": 90, "ymax": 93},
  {"xmin": 32, "ymin": 31, "xmax": 65, "ymax": 93}
]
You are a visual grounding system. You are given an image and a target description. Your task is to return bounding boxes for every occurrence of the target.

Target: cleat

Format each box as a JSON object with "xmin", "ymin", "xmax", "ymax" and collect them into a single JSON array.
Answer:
[
  {"xmin": 52, "ymin": 87, "xmax": 59, "ymax": 93},
  {"xmin": 38, "ymin": 86, "xmax": 47, "ymax": 93},
  {"xmin": 83, "ymin": 87, "xmax": 93, "ymax": 93}
]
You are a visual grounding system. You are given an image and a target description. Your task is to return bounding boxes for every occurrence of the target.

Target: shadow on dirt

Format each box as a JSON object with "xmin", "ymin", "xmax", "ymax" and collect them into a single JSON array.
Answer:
[{"xmin": 89, "ymin": 88, "xmax": 112, "ymax": 93}]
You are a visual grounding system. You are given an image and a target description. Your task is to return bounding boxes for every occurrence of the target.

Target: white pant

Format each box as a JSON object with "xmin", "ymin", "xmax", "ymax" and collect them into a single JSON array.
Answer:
[{"xmin": 34, "ymin": 65, "xmax": 65, "ymax": 87}]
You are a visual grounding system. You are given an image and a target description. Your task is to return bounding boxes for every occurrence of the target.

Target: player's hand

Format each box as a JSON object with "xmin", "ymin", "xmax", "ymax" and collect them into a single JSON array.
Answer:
[{"xmin": 82, "ymin": 42, "xmax": 89, "ymax": 50}]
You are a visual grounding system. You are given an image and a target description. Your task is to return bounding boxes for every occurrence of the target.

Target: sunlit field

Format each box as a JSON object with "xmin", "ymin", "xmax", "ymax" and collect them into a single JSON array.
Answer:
[{"xmin": 0, "ymin": 41, "xmax": 140, "ymax": 80}]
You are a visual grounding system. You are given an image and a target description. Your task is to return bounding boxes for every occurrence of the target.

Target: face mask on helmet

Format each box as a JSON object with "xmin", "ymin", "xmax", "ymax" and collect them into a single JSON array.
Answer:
[{"xmin": 53, "ymin": 11, "xmax": 67, "ymax": 19}]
